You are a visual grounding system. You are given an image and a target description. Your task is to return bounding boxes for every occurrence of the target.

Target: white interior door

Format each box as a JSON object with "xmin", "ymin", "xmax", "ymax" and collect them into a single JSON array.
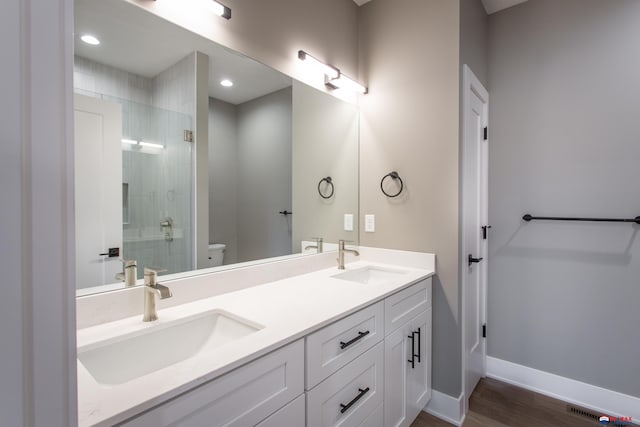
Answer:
[
  {"xmin": 74, "ymin": 94, "xmax": 123, "ymax": 289},
  {"xmin": 462, "ymin": 65, "xmax": 489, "ymax": 409}
]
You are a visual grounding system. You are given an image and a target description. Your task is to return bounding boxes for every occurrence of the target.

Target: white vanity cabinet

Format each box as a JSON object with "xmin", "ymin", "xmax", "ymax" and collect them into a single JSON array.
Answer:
[
  {"xmin": 384, "ymin": 279, "xmax": 432, "ymax": 427},
  {"xmin": 118, "ymin": 340, "xmax": 304, "ymax": 427},
  {"xmin": 305, "ymin": 278, "xmax": 432, "ymax": 427},
  {"xmin": 109, "ymin": 276, "xmax": 432, "ymax": 427}
]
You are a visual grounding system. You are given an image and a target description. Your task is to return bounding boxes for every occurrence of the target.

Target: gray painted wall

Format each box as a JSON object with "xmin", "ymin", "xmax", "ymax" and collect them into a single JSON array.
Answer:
[
  {"xmin": 292, "ymin": 81, "xmax": 359, "ymax": 252},
  {"xmin": 208, "ymin": 97, "xmax": 239, "ymax": 264},
  {"xmin": 236, "ymin": 87, "xmax": 293, "ymax": 262},
  {"xmin": 488, "ymin": 0, "xmax": 640, "ymax": 398},
  {"xmin": 358, "ymin": 0, "xmax": 462, "ymax": 397},
  {"xmin": 460, "ymin": 0, "xmax": 488, "ymax": 87}
]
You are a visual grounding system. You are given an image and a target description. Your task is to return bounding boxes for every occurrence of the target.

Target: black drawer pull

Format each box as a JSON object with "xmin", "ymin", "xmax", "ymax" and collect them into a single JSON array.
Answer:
[
  {"xmin": 408, "ymin": 332, "xmax": 415, "ymax": 368},
  {"xmin": 407, "ymin": 327, "xmax": 422, "ymax": 368},
  {"xmin": 340, "ymin": 330, "xmax": 370, "ymax": 350},
  {"xmin": 339, "ymin": 387, "xmax": 370, "ymax": 414}
]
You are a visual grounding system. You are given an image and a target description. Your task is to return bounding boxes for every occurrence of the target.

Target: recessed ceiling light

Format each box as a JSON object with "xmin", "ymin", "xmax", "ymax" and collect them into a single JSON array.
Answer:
[
  {"xmin": 80, "ymin": 34, "xmax": 100, "ymax": 45},
  {"xmin": 220, "ymin": 79, "xmax": 233, "ymax": 87}
]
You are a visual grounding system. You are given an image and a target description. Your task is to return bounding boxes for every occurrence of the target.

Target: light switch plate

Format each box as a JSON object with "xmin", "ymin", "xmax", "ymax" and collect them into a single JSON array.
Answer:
[
  {"xmin": 344, "ymin": 214, "xmax": 354, "ymax": 231},
  {"xmin": 365, "ymin": 214, "xmax": 375, "ymax": 233}
]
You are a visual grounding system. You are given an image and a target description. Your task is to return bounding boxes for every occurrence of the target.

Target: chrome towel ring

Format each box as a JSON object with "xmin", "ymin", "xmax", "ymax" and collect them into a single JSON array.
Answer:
[
  {"xmin": 380, "ymin": 171, "xmax": 403, "ymax": 198},
  {"xmin": 318, "ymin": 176, "xmax": 335, "ymax": 199}
]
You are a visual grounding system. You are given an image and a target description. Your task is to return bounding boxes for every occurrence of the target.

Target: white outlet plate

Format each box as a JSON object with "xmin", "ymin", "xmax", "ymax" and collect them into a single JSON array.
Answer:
[
  {"xmin": 344, "ymin": 214, "xmax": 354, "ymax": 231},
  {"xmin": 365, "ymin": 214, "xmax": 375, "ymax": 232}
]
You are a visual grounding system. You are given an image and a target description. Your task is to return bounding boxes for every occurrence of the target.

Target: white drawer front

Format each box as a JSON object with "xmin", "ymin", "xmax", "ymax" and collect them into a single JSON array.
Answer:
[
  {"xmin": 119, "ymin": 340, "xmax": 304, "ymax": 427},
  {"xmin": 384, "ymin": 278, "xmax": 431, "ymax": 336},
  {"xmin": 359, "ymin": 403, "xmax": 383, "ymax": 427},
  {"xmin": 307, "ymin": 342, "xmax": 384, "ymax": 427},
  {"xmin": 256, "ymin": 394, "xmax": 305, "ymax": 427},
  {"xmin": 306, "ymin": 302, "xmax": 384, "ymax": 389}
]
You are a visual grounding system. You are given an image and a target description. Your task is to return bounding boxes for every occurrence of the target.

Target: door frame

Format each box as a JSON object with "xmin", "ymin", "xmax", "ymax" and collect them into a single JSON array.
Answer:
[{"xmin": 460, "ymin": 64, "xmax": 489, "ymax": 414}]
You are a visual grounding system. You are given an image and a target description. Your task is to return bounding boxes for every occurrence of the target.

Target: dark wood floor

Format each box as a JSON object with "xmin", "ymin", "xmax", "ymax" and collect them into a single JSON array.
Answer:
[{"xmin": 411, "ymin": 378, "xmax": 601, "ymax": 426}]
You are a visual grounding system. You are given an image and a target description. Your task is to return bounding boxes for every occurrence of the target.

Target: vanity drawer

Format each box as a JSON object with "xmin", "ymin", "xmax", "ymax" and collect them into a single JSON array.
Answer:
[
  {"xmin": 118, "ymin": 340, "xmax": 304, "ymax": 427},
  {"xmin": 384, "ymin": 278, "xmax": 431, "ymax": 336},
  {"xmin": 306, "ymin": 301, "xmax": 384, "ymax": 389},
  {"xmin": 307, "ymin": 341, "xmax": 384, "ymax": 427}
]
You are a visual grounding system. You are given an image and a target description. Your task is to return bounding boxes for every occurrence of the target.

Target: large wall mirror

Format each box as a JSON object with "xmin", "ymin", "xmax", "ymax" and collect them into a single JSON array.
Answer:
[{"xmin": 74, "ymin": 0, "xmax": 359, "ymax": 296}]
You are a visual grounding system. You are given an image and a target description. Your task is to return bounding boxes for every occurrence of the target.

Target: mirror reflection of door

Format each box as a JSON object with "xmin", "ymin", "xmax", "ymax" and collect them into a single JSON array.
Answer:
[{"xmin": 74, "ymin": 94, "xmax": 123, "ymax": 289}]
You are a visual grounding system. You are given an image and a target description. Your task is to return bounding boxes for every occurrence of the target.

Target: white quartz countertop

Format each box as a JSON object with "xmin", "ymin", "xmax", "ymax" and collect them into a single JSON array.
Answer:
[{"xmin": 77, "ymin": 252, "xmax": 435, "ymax": 426}]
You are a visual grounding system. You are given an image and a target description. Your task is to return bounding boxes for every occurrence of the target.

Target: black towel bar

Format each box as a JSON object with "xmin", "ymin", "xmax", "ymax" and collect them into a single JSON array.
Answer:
[{"xmin": 522, "ymin": 214, "xmax": 640, "ymax": 225}]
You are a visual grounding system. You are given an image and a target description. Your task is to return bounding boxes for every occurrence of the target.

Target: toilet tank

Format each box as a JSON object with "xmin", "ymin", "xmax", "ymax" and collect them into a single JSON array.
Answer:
[{"xmin": 207, "ymin": 243, "xmax": 226, "ymax": 267}]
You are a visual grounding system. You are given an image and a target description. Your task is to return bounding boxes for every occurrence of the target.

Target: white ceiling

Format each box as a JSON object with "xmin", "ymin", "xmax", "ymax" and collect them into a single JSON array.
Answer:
[
  {"xmin": 74, "ymin": 0, "xmax": 291, "ymax": 105},
  {"xmin": 352, "ymin": 0, "xmax": 528, "ymax": 15}
]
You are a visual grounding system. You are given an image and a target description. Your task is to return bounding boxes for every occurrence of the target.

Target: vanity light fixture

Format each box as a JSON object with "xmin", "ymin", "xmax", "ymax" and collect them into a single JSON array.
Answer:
[
  {"xmin": 80, "ymin": 34, "xmax": 100, "ymax": 45},
  {"xmin": 220, "ymin": 79, "xmax": 233, "ymax": 87},
  {"xmin": 298, "ymin": 50, "xmax": 339, "ymax": 79},
  {"xmin": 139, "ymin": 141, "xmax": 164, "ymax": 149},
  {"xmin": 326, "ymin": 73, "xmax": 368, "ymax": 94},
  {"xmin": 121, "ymin": 139, "xmax": 138, "ymax": 145},
  {"xmin": 211, "ymin": 0, "xmax": 232, "ymax": 19}
]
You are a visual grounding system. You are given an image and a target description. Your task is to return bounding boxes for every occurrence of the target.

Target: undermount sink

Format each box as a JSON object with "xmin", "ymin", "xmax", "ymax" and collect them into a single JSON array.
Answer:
[
  {"xmin": 331, "ymin": 265, "xmax": 409, "ymax": 285},
  {"xmin": 78, "ymin": 310, "xmax": 263, "ymax": 385}
]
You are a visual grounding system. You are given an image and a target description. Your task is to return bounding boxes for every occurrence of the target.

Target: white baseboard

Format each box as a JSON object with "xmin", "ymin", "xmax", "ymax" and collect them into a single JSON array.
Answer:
[
  {"xmin": 424, "ymin": 390, "xmax": 466, "ymax": 426},
  {"xmin": 487, "ymin": 356, "xmax": 640, "ymax": 424}
]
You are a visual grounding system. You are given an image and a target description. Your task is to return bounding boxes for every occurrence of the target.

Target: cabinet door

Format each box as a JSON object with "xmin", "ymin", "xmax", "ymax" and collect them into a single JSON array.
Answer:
[
  {"xmin": 256, "ymin": 394, "xmax": 305, "ymax": 427},
  {"xmin": 383, "ymin": 321, "xmax": 411, "ymax": 427},
  {"xmin": 406, "ymin": 309, "xmax": 432, "ymax": 423},
  {"xmin": 384, "ymin": 309, "xmax": 432, "ymax": 427},
  {"xmin": 119, "ymin": 340, "xmax": 304, "ymax": 427}
]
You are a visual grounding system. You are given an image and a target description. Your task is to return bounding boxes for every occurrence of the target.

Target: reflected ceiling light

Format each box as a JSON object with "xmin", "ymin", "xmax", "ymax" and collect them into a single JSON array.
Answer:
[
  {"xmin": 211, "ymin": 0, "xmax": 232, "ymax": 19},
  {"xmin": 139, "ymin": 141, "xmax": 164, "ymax": 149},
  {"xmin": 298, "ymin": 50, "xmax": 339, "ymax": 79},
  {"xmin": 220, "ymin": 79, "xmax": 233, "ymax": 87},
  {"xmin": 80, "ymin": 34, "xmax": 100, "ymax": 45},
  {"xmin": 121, "ymin": 139, "xmax": 138, "ymax": 145},
  {"xmin": 326, "ymin": 73, "xmax": 368, "ymax": 94}
]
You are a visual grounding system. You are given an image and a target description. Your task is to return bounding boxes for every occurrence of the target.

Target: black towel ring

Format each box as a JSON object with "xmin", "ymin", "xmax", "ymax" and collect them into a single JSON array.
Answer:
[
  {"xmin": 380, "ymin": 171, "xmax": 404, "ymax": 198},
  {"xmin": 318, "ymin": 177, "xmax": 335, "ymax": 199}
]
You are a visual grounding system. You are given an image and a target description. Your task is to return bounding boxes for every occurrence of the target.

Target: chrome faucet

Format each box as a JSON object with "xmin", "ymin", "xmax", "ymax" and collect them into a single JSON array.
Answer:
[
  {"xmin": 337, "ymin": 240, "xmax": 360, "ymax": 270},
  {"xmin": 115, "ymin": 259, "xmax": 137, "ymax": 287},
  {"xmin": 304, "ymin": 237, "xmax": 324, "ymax": 253},
  {"xmin": 143, "ymin": 268, "xmax": 172, "ymax": 322}
]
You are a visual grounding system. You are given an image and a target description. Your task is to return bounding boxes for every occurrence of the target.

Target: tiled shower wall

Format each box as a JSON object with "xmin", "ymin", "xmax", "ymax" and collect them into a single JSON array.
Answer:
[{"xmin": 74, "ymin": 55, "xmax": 195, "ymax": 281}]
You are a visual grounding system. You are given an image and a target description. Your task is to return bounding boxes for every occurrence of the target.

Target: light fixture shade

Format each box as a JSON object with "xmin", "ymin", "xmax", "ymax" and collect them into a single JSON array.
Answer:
[
  {"xmin": 298, "ymin": 50, "xmax": 339, "ymax": 79},
  {"xmin": 211, "ymin": 0, "xmax": 232, "ymax": 19},
  {"xmin": 326, "ymin": 73, "xmax": 368, "ymax": 94}
]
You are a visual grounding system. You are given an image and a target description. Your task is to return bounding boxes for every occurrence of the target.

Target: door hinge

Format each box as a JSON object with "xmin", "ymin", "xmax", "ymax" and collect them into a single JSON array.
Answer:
[
  {"xmin": 184, "ymin": 130, "xmax": 194, "ymax": 142},
  {"xmin": 483, "ymin": 127, "xmax": 488, "ymax": 141},
  {"xmin": 482, "ymin": 324, "xmax": 487, "ymax": 338},
  {"xmin": 482, "ymin": 225, "xmax": 492, "ymax": 240}
]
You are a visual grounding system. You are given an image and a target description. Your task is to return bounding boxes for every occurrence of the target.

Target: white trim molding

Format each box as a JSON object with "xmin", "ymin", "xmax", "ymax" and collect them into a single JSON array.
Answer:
[
  {"xmin": 424, "ymin": 390, "xmax": 466, "ymax": 426},
  {"xmin": 0, "ymin": 0, "xmax": 77, "ymax": 426},
  {"xmin": 487, "ymin": 357, "xmax": 640, "ymax": 423}
]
